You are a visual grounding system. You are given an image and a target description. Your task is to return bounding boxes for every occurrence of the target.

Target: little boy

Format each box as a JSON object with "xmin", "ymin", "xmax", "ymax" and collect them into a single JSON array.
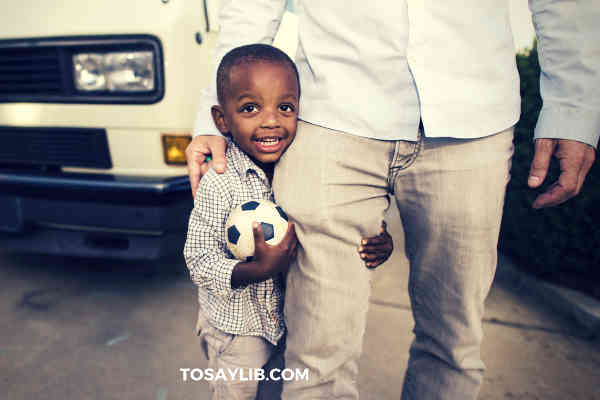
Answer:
[{"xmin": 184, "ymin": 44, "xmax": 392, "ymax": 399}]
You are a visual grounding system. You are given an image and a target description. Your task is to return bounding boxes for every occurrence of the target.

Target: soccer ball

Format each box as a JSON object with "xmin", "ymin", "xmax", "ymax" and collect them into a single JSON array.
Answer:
[{"xmin": 225, "ymin": 199, "xmax": 290, "ymax": 261}]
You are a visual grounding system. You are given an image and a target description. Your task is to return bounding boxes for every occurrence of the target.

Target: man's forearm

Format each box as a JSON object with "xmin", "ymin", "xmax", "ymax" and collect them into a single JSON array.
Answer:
[{"xmin": 529, "ymin": 0, "xmax": 600, "ymax": 148}]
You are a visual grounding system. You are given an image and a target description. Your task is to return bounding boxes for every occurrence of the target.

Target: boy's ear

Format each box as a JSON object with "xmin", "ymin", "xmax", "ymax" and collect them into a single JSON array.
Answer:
[{"xmin": 211, "ymin": 105, "xmax": 230, "ymax": 134}]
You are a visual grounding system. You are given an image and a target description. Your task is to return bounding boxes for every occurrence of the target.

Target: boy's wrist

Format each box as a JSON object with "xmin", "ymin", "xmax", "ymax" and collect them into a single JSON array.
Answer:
[{"xmin": 231, "ymin": 260, "xmax": 270, "ymax": 289}]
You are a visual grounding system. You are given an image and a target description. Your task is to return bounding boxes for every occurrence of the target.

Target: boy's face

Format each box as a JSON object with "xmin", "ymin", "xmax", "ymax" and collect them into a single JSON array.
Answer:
[{"xmin": 212, "ymin": 61, "xmax": 299, "ymax": 169}]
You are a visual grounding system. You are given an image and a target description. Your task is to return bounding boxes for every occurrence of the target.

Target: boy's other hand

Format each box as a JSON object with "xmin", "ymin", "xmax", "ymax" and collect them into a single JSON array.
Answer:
[
  {"xmin": 186, "ymin": 135, "xmax": 228, "ymax": 198},
  {"xmin": 253, "ymin": 221, "xmax": 298, "ymax": 278},
  {"xmin": 358, "ymin": 221, "xmax": 393, "ymax": 269}
]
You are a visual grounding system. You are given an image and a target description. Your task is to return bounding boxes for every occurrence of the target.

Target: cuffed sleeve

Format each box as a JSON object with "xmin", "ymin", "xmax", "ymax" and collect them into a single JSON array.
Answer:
[{"xmin": 530, "ymin": 0, "xmax": 600, "ymax": 148}]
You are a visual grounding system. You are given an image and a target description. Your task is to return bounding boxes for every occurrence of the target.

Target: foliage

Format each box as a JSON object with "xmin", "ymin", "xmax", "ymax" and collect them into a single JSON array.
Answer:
[{"xmin": 499, "ymin": 40, "xmax": 600, "ymax": 299}]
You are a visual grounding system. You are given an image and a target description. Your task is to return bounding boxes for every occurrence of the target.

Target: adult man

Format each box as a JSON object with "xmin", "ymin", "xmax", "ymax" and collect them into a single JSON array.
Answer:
[{"xmin": 187, "ymin": 1, "xmax": 599, "ymax": 399}]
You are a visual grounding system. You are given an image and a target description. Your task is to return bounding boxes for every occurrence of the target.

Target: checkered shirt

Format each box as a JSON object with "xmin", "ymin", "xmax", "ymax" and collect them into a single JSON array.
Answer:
[{"xmin": 184, "ymin": 140, "xmax": 285, "ymax": 345}]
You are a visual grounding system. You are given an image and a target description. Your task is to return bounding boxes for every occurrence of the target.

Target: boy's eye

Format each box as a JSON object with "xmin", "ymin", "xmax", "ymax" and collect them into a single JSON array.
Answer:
[
  {"xmin": 279, "ymin": 104, "xmax": 295, "ymax": 112},
  {"xmin": 240, "ymin": 104, "xmax": 259, "ymax": 113}
]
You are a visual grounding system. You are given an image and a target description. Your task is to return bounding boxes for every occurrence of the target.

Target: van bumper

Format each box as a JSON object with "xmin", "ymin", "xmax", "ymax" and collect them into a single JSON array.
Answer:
[{"xmin": 0, "ymin": 170, "xmax": 193, "ymax": 260}]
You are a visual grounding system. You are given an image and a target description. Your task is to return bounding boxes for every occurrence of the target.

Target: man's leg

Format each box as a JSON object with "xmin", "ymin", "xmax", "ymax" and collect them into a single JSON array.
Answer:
[
  {"xmin": 273, "ymin": 121, "xmax": 394, "ymax": 399},
  {"xmin": 395, "ymin": 129, "xmax": 514, "ymax": 399}
]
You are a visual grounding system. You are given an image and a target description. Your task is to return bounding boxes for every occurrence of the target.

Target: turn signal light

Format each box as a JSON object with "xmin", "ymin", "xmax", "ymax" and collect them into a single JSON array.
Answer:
[{"xmin": 162, "ymin": 134, "xmax": 192, "ymax": 165}]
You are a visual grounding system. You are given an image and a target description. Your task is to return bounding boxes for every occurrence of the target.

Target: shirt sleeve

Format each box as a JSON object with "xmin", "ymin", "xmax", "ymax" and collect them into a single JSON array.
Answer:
[
  {"xmin": 193, "ymin": 0, "xmax": 288, "ymax": 137},
  {"xmin": 529, "ymin": 0, "xmax": 600, "ymax": 148},
  {"xmin": 183, "ymin": 169, "xmax": 242, "ymax": 297}
]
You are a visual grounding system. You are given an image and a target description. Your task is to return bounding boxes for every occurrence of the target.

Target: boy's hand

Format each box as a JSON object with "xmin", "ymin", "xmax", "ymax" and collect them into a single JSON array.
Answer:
[
  {"xmin": 358, "ymin": 221, "xmax": 393, "ymax": 269},
  {"xmin": 253, "ymin": 221, "xmax": 298, "ymax": 278}
]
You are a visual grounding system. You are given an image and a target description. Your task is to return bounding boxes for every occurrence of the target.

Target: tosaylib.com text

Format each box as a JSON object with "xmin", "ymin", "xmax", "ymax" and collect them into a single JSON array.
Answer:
[{"xmin": 180, "ymin": 367, "xmax": 310, "ymax": 382}]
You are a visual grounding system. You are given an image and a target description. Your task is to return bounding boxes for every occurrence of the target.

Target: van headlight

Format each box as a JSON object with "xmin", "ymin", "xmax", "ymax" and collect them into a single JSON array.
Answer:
[{"xmin": 73, "ymin": 51, "xmax": 155, "ymax": 92}]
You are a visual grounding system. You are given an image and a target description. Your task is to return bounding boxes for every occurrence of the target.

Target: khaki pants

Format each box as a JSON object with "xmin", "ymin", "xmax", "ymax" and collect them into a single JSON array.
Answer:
[
  {"xmin": 273, "ymin": 121, "xmax": 513, "ymax": 399},
  {"xmin": 196, "ymin": 311, "xmax": 284, "ymax": 400}
]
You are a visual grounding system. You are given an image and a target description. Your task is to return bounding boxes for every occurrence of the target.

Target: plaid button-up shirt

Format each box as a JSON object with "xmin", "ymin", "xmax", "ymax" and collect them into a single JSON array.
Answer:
[{"xmin": 184, "ymin": 140, "xmax": 285, "ymax": 345}]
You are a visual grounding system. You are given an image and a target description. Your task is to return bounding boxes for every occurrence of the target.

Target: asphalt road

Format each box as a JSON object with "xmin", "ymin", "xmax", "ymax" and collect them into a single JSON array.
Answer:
[
  {"xmin": 1, "ymin": 216, "xmax": 600, "ymax": 400},
  {"xmin": 0, "ymin": 251, "xmax": 209, "ymax": 400}
]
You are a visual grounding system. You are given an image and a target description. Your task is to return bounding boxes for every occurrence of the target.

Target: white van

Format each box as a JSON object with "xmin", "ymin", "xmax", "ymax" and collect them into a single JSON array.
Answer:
[{"xmin": 0, "ymin": 0, "xmax": 297, "ymax": 260}]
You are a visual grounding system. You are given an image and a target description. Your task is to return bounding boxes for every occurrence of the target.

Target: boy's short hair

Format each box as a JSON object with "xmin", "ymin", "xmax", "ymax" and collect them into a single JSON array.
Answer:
[{"xmin": 216, "ymin": 43, "xmax": 300, "ymax": 105}]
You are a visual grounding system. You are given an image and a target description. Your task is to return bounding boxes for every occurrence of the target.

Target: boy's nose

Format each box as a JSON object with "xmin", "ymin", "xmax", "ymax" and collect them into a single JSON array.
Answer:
[{"xmin": 261, "ymin": 109, "xmax": 280, "ymax": 128}]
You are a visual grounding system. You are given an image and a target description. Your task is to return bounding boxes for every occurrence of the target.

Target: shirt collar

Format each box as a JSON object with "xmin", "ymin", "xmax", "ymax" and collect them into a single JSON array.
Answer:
[{"xmin": 227, "ymin": 139, "xmax": 270, "ymax": 185}]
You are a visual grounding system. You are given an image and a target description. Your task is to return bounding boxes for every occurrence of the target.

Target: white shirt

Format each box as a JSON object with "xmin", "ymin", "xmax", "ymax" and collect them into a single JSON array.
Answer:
[{"xmin": 194, "ymin": 0, "xmax": 599, "ymax": 148}]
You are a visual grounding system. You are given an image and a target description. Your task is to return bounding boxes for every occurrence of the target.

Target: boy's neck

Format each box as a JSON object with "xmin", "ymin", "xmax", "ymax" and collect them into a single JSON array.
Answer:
[{"xmin": 255, "ymin": 160, "xmax": 275, "ymax": 184}]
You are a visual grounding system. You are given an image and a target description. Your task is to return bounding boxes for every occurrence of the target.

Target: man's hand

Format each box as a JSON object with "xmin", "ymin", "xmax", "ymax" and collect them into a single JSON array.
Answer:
[
  {"xmin": 528, "ymin": 138, "xmax": 596, "ymax": 209},
  {"xmin": 185, "ymin": 135, "xmax": 228, "ymax": 198}
]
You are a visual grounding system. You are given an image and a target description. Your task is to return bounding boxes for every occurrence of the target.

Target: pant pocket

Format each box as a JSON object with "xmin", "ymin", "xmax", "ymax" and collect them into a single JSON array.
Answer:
[{"xmin": 199, "ymin": 326, "xmax": 236, "ymax": 361}]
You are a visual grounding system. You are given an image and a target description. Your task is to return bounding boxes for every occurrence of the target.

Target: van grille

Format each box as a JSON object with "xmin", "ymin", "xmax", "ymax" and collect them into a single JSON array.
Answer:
[
  {"xmin": 0, "ymin": 126, "xmax": 112, "ymax": 168},
  {"xmin": 0, "ymin": 47, "xmax": 64, "ymax": 97}
]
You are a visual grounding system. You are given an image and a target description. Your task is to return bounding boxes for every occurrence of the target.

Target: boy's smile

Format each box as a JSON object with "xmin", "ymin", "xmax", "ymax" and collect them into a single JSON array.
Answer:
[{"xmin": 212, "ymin": 61, "xmax": 299, "ymax": 173}]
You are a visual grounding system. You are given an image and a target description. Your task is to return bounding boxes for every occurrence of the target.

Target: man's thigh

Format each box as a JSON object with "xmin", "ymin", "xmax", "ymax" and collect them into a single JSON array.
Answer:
[
  {"xmin": 393, "ymin": 128, "xmax": 514, "ymax": 295},
  {"xmin": 273, "ymin": 121, "xmax": 395, "ymax": 397},
  {"xmin": 273, "ymin": 120, "xmax": 394, "ymax": 297}
]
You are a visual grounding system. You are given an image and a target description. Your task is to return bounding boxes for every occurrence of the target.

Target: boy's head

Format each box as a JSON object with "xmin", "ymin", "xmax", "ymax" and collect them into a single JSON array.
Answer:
[{"xmin": 211, "ymin": 44, "xmax": 300, "ymax": 170}]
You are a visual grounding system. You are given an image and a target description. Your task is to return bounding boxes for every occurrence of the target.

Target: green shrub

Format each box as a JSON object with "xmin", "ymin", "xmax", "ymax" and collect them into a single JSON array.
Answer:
[{"xmin": 499, "ymin": 41, "xmax": 600, "ymax": 300}]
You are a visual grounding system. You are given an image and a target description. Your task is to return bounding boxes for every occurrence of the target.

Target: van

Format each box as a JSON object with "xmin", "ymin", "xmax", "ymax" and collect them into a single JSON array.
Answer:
[{"xmin": 0, "ymin": 0, "xmax": 298, "ymax": 260}]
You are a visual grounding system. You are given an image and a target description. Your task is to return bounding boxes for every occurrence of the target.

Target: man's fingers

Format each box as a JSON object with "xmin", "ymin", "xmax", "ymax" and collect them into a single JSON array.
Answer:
[
  {"xmin": 186, "ymin": 136, "xmax": 226, "ymax": 197},
  {"xmin": 532, "ymin": 158, "xmax": 580, "ymax": 209},
  {"xmin": 532, "ymin": 140, "xmax": 595, "ymax": 209},
  {"xmin": 528, "ymin": 139, "xmax": 556, "ymax": 188},
  {"xmin": 576, "ymin": 149, "xmax": 596, "ymax": 193},
  {"xmin": 186, "ymin": 141, "xmax": 206, "ymax": 199},
  {"xmin": 208, "ymin": 137, "xmax": 228, "ymax": 173},
  {"xmin": 188, "ymin": 163, "xmax": 201, "ymax": 199},
  {"xmin": 532, "ymin": 174, "xmax": 578, "ymax": 209}
]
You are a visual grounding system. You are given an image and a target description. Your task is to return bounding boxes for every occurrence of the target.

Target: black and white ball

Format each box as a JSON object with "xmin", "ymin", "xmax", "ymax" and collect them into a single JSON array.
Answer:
[{"xmin": 225, "ymin": 200, "xmax": 289, "ymax": 261}]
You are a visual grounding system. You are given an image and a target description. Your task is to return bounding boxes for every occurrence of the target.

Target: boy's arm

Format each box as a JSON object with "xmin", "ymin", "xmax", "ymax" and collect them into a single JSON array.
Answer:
[
  {"xmin": 183, "ymin": 170, "xmax": 297, "ymax": 294},
  {"xmin": 183, "ymin": 170, "xmax": 243, "ymax": 297}
]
